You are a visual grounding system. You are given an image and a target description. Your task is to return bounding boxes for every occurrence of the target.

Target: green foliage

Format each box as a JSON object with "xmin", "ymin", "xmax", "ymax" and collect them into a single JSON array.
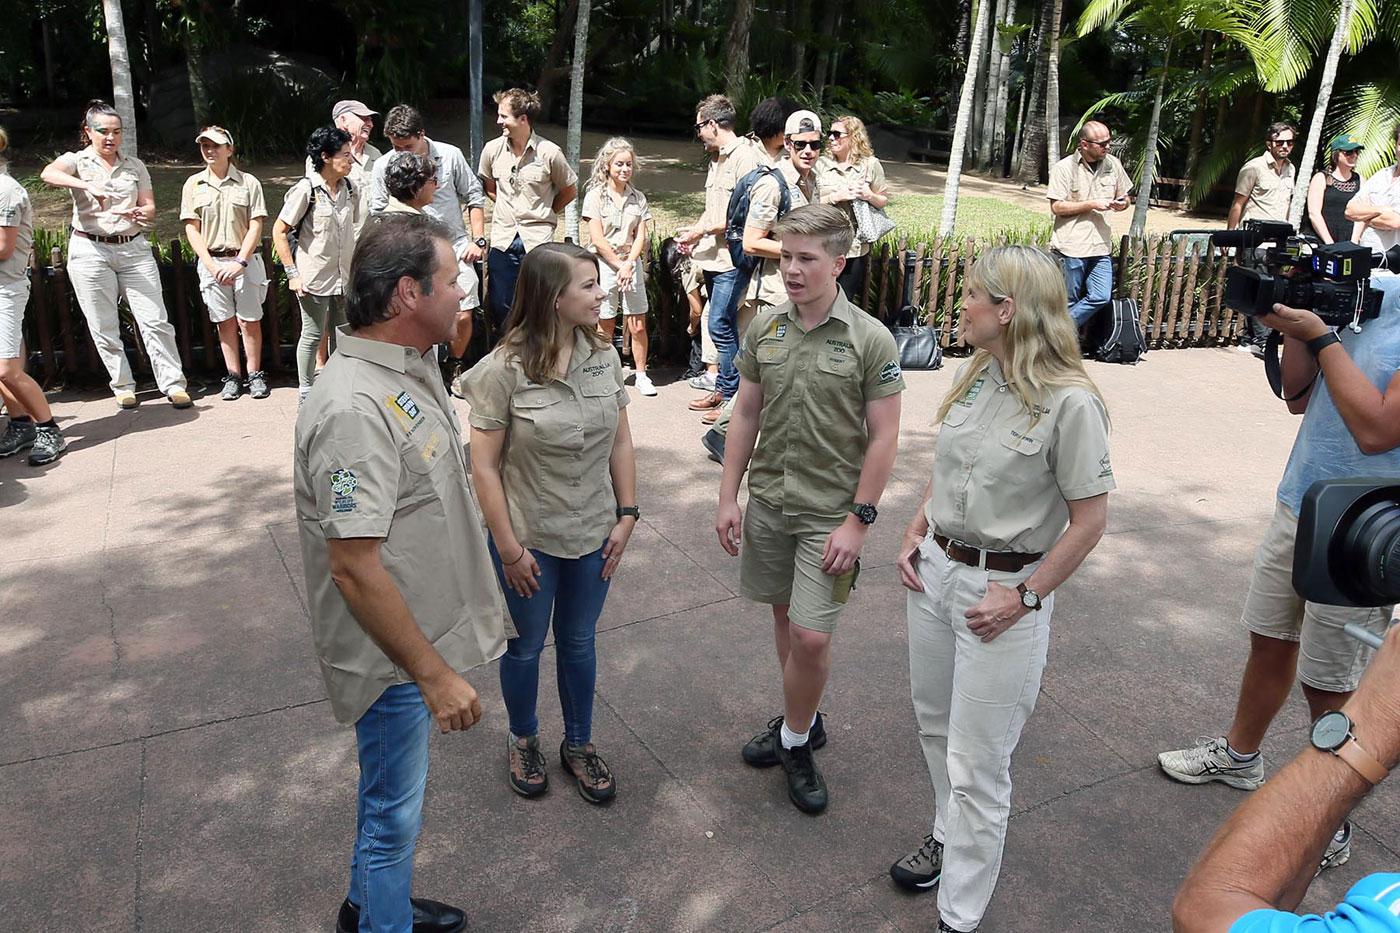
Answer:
[{"xmin": 205, "ymin": 67, "xmax": 335, "ymax": 163}]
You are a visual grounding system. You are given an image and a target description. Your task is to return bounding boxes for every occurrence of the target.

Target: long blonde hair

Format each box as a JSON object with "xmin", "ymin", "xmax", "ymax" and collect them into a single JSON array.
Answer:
[
  {"xmin": 830, "ymin": 114, "xmax": 874, "ymax": 164},
  {"xmin": 588, "ymin": 136, "xmax": 636, "ymax": 193},
  {"xmin": 936, "ymin": 245, "xmax": 1105, "ymax": 428},
  {"xmin": 501, "ymin": 242, "xmax": 608, "ymax": 384}
]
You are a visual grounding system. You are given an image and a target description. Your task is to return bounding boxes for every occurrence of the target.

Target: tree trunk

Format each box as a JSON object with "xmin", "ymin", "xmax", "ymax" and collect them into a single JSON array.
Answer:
[
  {"xmin": 1185, "ymin": 33, "xmax": 1215, "ymax": 180},
  {"xmin": 183, "ymin": 21, "xmax": 212, "ymax": 128},
  {"xmin": 102, "ymin": 0, "xmax": 139, "ymax": 155},
  {"xmin": 563, "ymin": 0, "xmax": 591, "ymax": 243},
  {"xmin": 940, "ymin": 0, "xmax": 994, "ymax": 236},
  {"xmin": 1044, "ymin": 0, "xmax": 1063, "ymax": 168},
  {"xmin": 950, "ymin": 0, "xmax": 972, "ymax": 129},
  {"xmin": 537, "ymin": 0, "xmax": 580, "ymax": 122},
  {"xmin": 793, "ymin": 0, "xmax": 811, "ymax": 85},
  {"xmin": 990, "ymin": 0, "xmax": 1016, "ymax": 173},
  {"xmin": 1009, "ymin": 86, "xmax": 1028, "ymax": 177},
  {"xmin": 1016, "ymin": 0, "xmax": 1051, "ymax": 182},
  {"xmin": 40, "ymin": 12, "xmax": 57, "ymax": 100},
  {"xmin": 970, "ymin": 0, "xmax": 991, "ymax": 153},
  {"xmin": 1288, "ymin": 0, "xmax": 1355, "ymax": 228},
  {"xmin": 724, "ymin": 0, "xmax": 757, "ymax": 102},
  {"xmin": 811, "ymin": 0, "xmax": 839, "ymax": 101},
  {"xmin": 469, "ymin": 0, "xmax": 485, "ymax": 166},
  {"xmin": 977, "ymin": 0, "xmax": 1008, "ymax": 167},
  {"xmin": 1131, "ymin": 39, "xmax": 1172, "ymax": 238}
]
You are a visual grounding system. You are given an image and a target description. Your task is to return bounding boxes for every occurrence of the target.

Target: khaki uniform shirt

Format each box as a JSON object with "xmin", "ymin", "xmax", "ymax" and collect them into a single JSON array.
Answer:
[
  {"xmin": 383, "ymin": 198, "xmax": 420, "ymax": 214},
  {"xmin": 179, "ymin": 165, "xmax": 268, "ymax": 253},
  {"xmin": 277, "ymin": 173, "xmax": 358, "ymax": 296},
  {"xmin": 478, "ymin": 133, "xmax": 577, "ymax": 251},
  {"xmin": 926, "ymin": 357, "xmax": 1115, "ymax": 554},
  {"xmin": 57, "ymin": 148, "xmax": 152, "ymax": 237},
  {"xmin": 1235, "ymin": 154, "xmax": 1297, "ymax": 223},
  {"xmin": 294, "ymin": 328, "xmax": 513, "ymax": 724},
  {"xmin": 692, "ymin": 136, "xmax": 766, "ymax": 273},
  {"xmin": 305, "ymin": 142, "xmax": 380, "ymax": 237},
  {"xmin": 744, "ymin": 161, "xmax": 814, "ymax": 306},
  {"xmin": 815, "ymin": 156, "xmax": 888, "ymax": 258},
  {"xmin": 581, "ymin": 184, "xmax": 652, "ymax": 256},
  {"xmin": 461, "ymin": 330, "xmax": 630, "ymax": 558},
  {"xmin": 0, "ymin": 167, "xmax": 34, "ymax": 286},
  {"xmin": 735, "ymin": 291, "xmax": 905, "ymax": 520},
  {"xmin": 1047, "ymin": 152, "xmax": 1132, "ymax": 258}
]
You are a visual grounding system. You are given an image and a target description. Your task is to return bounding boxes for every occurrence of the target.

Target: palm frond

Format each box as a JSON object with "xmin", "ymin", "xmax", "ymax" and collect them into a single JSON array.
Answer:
[
  {"xmin": 1187, "ymin": 136, "xmax": 1258, "ymax": 206},
  {"xmin": 1076, "ymin": 0, "xmax": 1135, "ymax": 36},
  {"xmin": 1327, "ymin": 77, "xmax": 1400, "ymax": 176}
]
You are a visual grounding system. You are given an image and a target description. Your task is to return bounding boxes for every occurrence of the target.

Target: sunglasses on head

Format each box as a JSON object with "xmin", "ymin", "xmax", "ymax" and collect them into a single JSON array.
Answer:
[{"xmin": 790, "ymin": 139, "xmax": 822, "ymax": 151}]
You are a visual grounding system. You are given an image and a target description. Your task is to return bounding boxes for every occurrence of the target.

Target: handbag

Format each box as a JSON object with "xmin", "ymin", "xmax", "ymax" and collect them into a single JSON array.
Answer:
[
  {"xmin": 888, "ymin": 249, "xmax": 942, "ymax": 370},
  {"xmin": 851, "ymin": 197, "xmax": 896, "ymax": 244}
]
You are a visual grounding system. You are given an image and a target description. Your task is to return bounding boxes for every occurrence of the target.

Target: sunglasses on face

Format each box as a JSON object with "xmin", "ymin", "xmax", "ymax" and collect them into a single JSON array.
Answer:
[
  {"xmin": 1270, "ymin": 139, "xmax": 1295, "ymax": 147},
  {"xmin": 1085, "ymin": 137, "xmax": 1111, "ymax": 147},
  {"xmin": 790, "ymin": 139, "xmax": 822, "ymax": 151},
  {"xmin": 828, "ymin": 130, "xmax": 846, "ymax": 139},
  {"xmin": 694, "ymin": 119, "xmax": 714, "ymax": 133}
]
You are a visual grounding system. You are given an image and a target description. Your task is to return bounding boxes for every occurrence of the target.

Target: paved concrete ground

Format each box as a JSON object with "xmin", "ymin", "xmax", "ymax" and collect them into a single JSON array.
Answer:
[{"xmin": 4, "ymin": 347, "xmax": 1399, "ymax": 932}]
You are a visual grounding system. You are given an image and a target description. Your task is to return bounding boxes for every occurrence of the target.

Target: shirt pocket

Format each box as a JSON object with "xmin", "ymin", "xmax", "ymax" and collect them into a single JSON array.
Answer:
[
  {"xmin": 816, "ymin": 351, "xmax": 858, "ymax": 380},
  {"xmin": 998, "ymin": 426, "xmax": 1048, "ymax": 480},
  {"xmin": 580, "ymin": 373, "xmax": 621, "ymax": 434},
  {"xmin": 519, "ymin": 162, "xmax": 551, "ymax": 190}
]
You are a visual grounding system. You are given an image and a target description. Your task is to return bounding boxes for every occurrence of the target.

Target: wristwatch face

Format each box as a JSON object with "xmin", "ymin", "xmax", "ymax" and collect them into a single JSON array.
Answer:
[
  {"xmin": 1312, "ymin": 710, "xmax": 1351, "ymax": 751},
  {"xmin": 1020, "ymin": 588, "xmax": 1039, "ymax": 609},
  {"xmin": 853, "ymin": 504, "xmax": 877, "ymax": 524},
  {"xmin": 475, "ymin": 237, "xmax": 487, "ymax": 247}
]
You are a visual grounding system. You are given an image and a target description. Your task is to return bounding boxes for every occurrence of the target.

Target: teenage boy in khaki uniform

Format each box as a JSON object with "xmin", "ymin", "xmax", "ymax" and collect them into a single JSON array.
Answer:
[{"xmin": 716, "ymin": 204, "xmax": 904, "ymax": 814}]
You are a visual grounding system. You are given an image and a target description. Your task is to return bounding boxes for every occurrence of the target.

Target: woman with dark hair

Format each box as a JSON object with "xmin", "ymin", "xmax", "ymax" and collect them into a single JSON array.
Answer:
[
  {"xmin": 461, "ymin": 242, "xmax": 637, "ymax": 805},
  {"xmin": 39, "ymin": 100, "xmax": 190, "ymax": 410},
  {"xmin": 1302, "ymin": 134, "xmax": 1365, "ymax": 244},
  {"xmin": 381, "ymin": 151, "xmax": 439, "ymax": 213},
  {"xmin": 273, "ymin": 125, "xmax": 357, "ymax": 403}
]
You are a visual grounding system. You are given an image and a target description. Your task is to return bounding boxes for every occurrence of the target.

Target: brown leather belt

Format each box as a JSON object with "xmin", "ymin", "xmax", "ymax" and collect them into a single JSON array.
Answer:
[
  {"xmin": 71, "ymin": 228, "xmax": 138, "ymax": 244},
  {"xmin": 933, "ymin": 533, "xmax": 1042, "ymax": 572},
  {"xmin": 208, "ymin": 248, "xmax": 240, "ymax": 258}
]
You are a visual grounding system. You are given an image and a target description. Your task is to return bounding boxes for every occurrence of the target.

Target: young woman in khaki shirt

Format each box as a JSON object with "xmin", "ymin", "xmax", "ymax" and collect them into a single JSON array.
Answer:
[
  {"xmin": 462, "ymin": 242, "xmax": 638, "ymax": 805},
  {"xmin": 818, "ymin": 115, "xmax": 889, "ymax": 302}
]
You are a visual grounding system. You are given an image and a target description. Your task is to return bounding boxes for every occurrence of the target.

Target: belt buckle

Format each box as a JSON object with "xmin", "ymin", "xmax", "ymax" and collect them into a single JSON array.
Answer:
[{"xmin": 948, "ymin": 537, "xmax": 987, "ymax": 570}]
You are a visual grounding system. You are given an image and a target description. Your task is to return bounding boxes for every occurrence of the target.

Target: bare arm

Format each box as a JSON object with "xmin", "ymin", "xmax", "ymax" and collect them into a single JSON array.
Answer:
[
  {"xmin": 480, "ymin": 176, "xmax": 497, "ymax": 201},
  {"xmin": 0, "ymin": 225, "xmax": 17, "ymax": 262},
  {"xmin": 467, "ymin": 426, "xmax": 524, "ymax": 559},
  {"xmin": 716, "ymin": 378, "xmax": 765, "ymax": 555},
  {"xmin": 271, "ymin": 218, "xmax": 303, "ymax": 296},
  {"xmin": 239, "ymin": 216, "xmax": 264, "ymax": 264},
  {"xmin": 742, "ymin": 223, "xmax": 781, "ymax": 260},
  {"xmin": 626, "ymin": 217, "xmax": 650, "ymax": 265},
  {"xmin": 602, "ymin": 408, "xmax": 638, "ymax": 580},
  {"xmin": 1279, "ymin": 335, "xmax": 1320, "ymax": 415},
  {"xmin": 588, "ymin": 216, "xmax": 625, "ymax": 271},
  {"xmin": 1019, "ymin": 494, "xmax": 1108, "ymax": 601},
  {"xmin": 1306, "ymin": 173, "xmax": 1332, "ymax": 244},
  {"xmin": 1227, "ymin": 193, "xmax": 1248, "ymax": 230},
  {"xmin": 185, "ymin": 219, "xmax": 216, "ymax": 269},
  {"xmin": 40, "ymin": 156, "xmax": 96, "ymax": 196},
  {"xmin": 552, "ymin": 183, "xmax": 577, "ymax": 214},
  {"xmin": 1346, "ymin": 194, "xmax": 1400, "ymax": 231},
  {"xmin": 819, "ymin": 392, "xmax": 902, "ymax": 575},
  {"xmin": 1050, "ymin": 198, "xmax": 1111, "ymax": 218}
]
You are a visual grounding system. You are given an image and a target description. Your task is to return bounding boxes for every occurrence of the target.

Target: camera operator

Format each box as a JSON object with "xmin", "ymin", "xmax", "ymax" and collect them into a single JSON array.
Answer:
[
  {"xmin": 1174, "ymin": 624, "xmax": 1400, "ymax": 932},
  {"xmin": 1159, "ymin": 277, "xmax": 1400, "ymax": 872}
]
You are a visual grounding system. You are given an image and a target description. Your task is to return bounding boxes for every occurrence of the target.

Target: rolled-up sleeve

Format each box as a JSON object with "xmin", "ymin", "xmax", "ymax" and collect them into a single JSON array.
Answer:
[{"xmin": 462, "ymin": 355, "xmax": 514, "ymax": 430}]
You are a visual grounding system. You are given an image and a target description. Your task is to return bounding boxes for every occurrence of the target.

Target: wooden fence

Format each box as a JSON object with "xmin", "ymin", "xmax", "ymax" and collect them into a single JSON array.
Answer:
[{"xmin": 19, "ymin": 231, "xmax": 1243, "ymax": 387}]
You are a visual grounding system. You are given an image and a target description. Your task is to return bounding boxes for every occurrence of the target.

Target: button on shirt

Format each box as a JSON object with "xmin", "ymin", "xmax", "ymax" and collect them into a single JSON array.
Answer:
[
  {"xmin": 581, "ymin": 184, "xmax": 652, "ymax": 256},
  {"xmin": 744, "ymin": 161, "xmax": 814, "ymax": 306},
  {"xmin": 277, "ymin": 174, "xmax": 358, "ymax": 296},
  {"xmin": 178, "ymin": 165, "xmax": 268, "ymax": 253},
  {"xmin": 692, "ymin": 136, "xmax": 766, "ymax": 273},
  {"xmin": 478, "ymin": 133, "xmax": 577, "ymax": 251},
  {"xmin": 1235, "ymin": 154, "xmax": 1297, "ymax": 223},
  {"xmin": 0, "ymin": 167, "xmax": 33, "ymax": 286},
  {"xmin": 57, "ymin": 148, "xmax": 152, "ymax": 237},
  {"xmin": 1356, "ymin": 165, "xmax": 1400, "ymax": 254},
  {"xmin": 735, "ymin": 291, "xmax": 906, "ymax": 520},
  {"xmin": 371, "ymin": 139, "xmax": 485, "ymax": 255},
  {"xmin": 926, "ymin": 358, "xmax": 1115, "ymax": 554},
  {"xmin": 1047, "ymin": 151, "xmax": 1132, "ymax": 258},
  {"xmin": 461, "ymin": 330, "xmax": 630, "ymax": 558},
  {"xmin": 815, "ymin": 156, "xmax": 888, "ymax": 258},
  {"xmin": 294, "ymin": 328, "xmax": 513, "ymax": 724}
]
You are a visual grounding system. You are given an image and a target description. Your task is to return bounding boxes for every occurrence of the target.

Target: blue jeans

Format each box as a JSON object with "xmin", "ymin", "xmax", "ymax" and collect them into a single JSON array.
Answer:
[
  {"xmin": 704, "ymin": 267, "xmax": 751, "ymax": 399},
  {"xmin": 349, "ymin": 682, "xmax": 432, "ymax": 932},
  {"xmin": 1061, "ymin": 254, "xmax": 1113, "ymax": 327},
  {"xmin": 489, "ymin": 539, "xmax": 612, "ymax": 746},
  {"xmin": 487, "ymin": 236, "xmax": 526, "ymax": 333}
]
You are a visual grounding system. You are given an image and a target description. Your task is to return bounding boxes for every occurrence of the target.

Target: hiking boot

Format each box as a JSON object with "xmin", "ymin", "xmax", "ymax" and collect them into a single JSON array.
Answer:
[
  {"xmin": 776, "ymin": 736, "xmax": 828, "ymax": 814},
  {"xmin": 1157, "ymin": 736, "xmax": 1265, "ymax": 790},
  {"xmin": 634, "ymin": 372, "xmax": 658, "ymax": 396},
  {"xmin": 507, "ymin": 734, "xmax": 549, "ymax": 799},
  {"xmin": 890, "ymin": 832, "xmax": 943, "ymax": 892},
  {"xmin": 220, "ymin": 374, "xmax": 242, "ymax": 401},
  {"xmin": 116, "ymin": 391, "xmax": 138, "ymax": 410},
  {"xmin": 168, "ymin": 389, "xmax": 193, "ymax": 409},
  {"xmin": 247, "ymin": 371, "xmax": 270, "ymax": 399},
  {"xmin": 742, "ymin": 713, "xmax": 827, "ymax": 768},
  {"xmin": 560, "ymin": 740, "xmax": 616, "ymax": 804},
  {"xmin": 0, "ymin": 419, "xmax": 36, "ymax": 457},
  {"xmin": 28, "ymin": 425, "xmax": 67, "ymax": 466},
  {"xmin": 1318, "ymin": 820, "xmax": 1352, "ymax": 875}
]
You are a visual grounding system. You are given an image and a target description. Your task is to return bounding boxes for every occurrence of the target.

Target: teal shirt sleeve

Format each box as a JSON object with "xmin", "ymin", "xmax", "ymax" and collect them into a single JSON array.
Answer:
[{"xmin": 1230, "ymin": 874, "xmax": 1400, "ymax": 932}]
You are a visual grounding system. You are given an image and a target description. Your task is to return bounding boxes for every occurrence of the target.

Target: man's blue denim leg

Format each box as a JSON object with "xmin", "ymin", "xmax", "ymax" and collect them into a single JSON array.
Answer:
[
  {"xmin": 1065, "ymin": 254, "xmax": 1114, "ymax": 327},
  {"xmin": 349, "ymin": 682, "xmax": 432, "ymax": 932},
  {"xmin": 487, "ymin": 236, "xmax": 526, "ymax": 333},
  {"xmin": 705, "ymin": 267, "xmax": 749, "ymax": 399}
]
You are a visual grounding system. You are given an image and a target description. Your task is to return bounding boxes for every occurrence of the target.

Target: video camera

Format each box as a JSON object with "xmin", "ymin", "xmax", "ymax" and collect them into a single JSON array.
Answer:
[
  {"xmin": 1210, "ymin": 220, "xmax": 1400, "ymax": 331},
  {"xmin": 1294, "ymin": 479, "xmax": 1400, "ymax": 608}
]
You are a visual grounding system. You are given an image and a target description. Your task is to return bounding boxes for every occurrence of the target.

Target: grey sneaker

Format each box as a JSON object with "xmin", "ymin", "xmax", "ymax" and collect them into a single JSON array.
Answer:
[
  {"xmin": 247, "ymin": 371, "xmax": 270, "ymax": 399},
  {"xmin": 1318, "ymin": 820, "xmax": 1352, "ymax": 875},
  {"xmin": 890, "ymin": 832, "xmax": 943, "ymax": 891},
  {"xmin": 689, "ymin": 372, "xmax": 717, "ymax": 390},
  {"xmin": 220, "ymin": 374, "xmax": 242, "ymax": 401},
  {"xmin": 28, "ymin": 425, "xmax": 67, "ymax": 465},
  {"xmin": 1158, "ymin": 736, "xmax": 1265, "ymax": 790},
  {"xmin": 0, "ymin": 419, "xmax": 36, "ymax": 457}
]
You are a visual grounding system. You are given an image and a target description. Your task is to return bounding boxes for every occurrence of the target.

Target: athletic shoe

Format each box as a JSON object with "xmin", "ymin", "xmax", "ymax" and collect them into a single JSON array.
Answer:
[
  {"xmin": 890, "ymin": 832, "xmax": 943, "ymax": 892},
  {"xmin": 634, "ymin": 372, "xmax": 658, "ymax": 396},
  {"xmin": 220, "ymin": 374, "xmax": 242, "ymax": 401},
  {"xmin": 0, "ymin": 419, "xmax": 36, "ymax": 457},
  {"xmin": 168, "ymin": 389, "xmax": 193, "ymax": 409},
  {"xmin": 116, "ymin": 392, "xmax": 138, "ymax": 410},
  {"xmin": 28, "ymin": 425, "xmax": 67, "ymax": 466},
  {"xmin": 689, "ymin": 372, "xmax": 717, "ymax": 391},
  {"xmin": 742, "ymin": 713, "xmax": 827, "ymax": 768},
  {"xmin": 508, "ymin": 734, "xmax": 549, "ymax": 798},
  {"xmin": 939, "ymin": 921, "xmax": 974, "ymax": 932},
  {"xmin": 1157, "ymin": 736, "xmax": 1265, "ymax": 790},
  {"xmin": 247, "ymin": 371, "xmax": 270, "ymax": 399},
  {"xmin": 1318, "ymin": 820, "xmax": 1352, "ymax": 875},
  {"xmin": 701, "ymin": 428, "xmax": 725, "ymax": 465},
  {"xmin": 776, "ymin": 735, "xmax": 828, "ymax": 814},
  {"xmin": 560, "ymin": 740, "xmax": 616, "ymax": 804}
]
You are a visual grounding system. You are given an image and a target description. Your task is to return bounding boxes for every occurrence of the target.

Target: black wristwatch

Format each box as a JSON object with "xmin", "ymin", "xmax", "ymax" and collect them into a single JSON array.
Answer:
[
  {"xmin": 1306, "ymin": 330, "xmax": 1341, "ymax": 358},
  {"xmin": 475, "ymin": 236, "xmax": 488, "ymax": 249},
  {"xmin": 616, "ymin": 506, "xmax": 640, "ymax": 520},
  {"xmin": 1017, "ymin": 582, "xmax": 1043, "ymax": 611},
  {"xmin": 850, "ymin": 503, "xmax": 878, "ymax": 525}
]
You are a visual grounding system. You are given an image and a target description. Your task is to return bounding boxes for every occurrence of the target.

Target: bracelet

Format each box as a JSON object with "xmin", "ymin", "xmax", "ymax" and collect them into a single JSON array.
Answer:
[
  {"xmin": 1306, "ymin": 330, "xmax": 1341, "ymax": 358},
  {"xmin": 503, "ymin": 545, "xmax": 528, "ymax": 566},
  {"xmin": 285, "ymin": 265, "xmax": 300, "ymax": 278},
  {"xmin": 234, "ymin": 258, "xmax": 248, "ymax": 268}
]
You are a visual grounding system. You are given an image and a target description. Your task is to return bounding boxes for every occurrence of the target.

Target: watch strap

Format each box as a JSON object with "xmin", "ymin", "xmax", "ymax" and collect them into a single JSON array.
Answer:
[
  {"xmin": 1306, "ymin": 331, "xmax": 1341, "ymax": 358},
  {"xmin": 1336, "ymin": 737, "xmax": 1388, "ymax": 785},
  {"xmin": 616, "ymin": 506, "xmax": 640, "ymax": 520}
]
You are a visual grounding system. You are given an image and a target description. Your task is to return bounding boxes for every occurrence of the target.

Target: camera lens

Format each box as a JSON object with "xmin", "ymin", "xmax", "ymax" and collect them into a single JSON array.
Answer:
[{"xmin": 1339, "ymin": 497, "xmax": 1400, "ymax": 604}]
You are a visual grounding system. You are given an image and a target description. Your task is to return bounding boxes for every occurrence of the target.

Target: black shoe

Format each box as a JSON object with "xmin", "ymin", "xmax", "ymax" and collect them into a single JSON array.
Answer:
[
  {"xmin": 0, "ymin": 419, "xmax": 36, "ymax": 457},
  {"xmin": 701, "ymin": 428, "xmax": 725, "ymax": 464},
  {"xmin": 890, "ymin": 832, "xmax": 943, "ymax": 892},
  {"xmin": 336, "ymin": 896, "xmax": 467, "ymax": 932},
  {"xmin": 742, "ymin": 713, "xmax": 826, "ymax": 768},
  {"xmin": 776, "ymin": 736, "xmax": 828, "ymax": 813},
  {"xmin": 938, "ymin": 921, "xmax": 974, "ymax": 932},
  {"xmin": 220, "ymin": 373, "xmax": 243, "ymax": 400},
  {"xmin": 247, "ymin": 371, "xmax": 270, "ymax": 399},
  {"xmin": 28, "ymin": 425, "xmax": 67, "ymax": 466}
]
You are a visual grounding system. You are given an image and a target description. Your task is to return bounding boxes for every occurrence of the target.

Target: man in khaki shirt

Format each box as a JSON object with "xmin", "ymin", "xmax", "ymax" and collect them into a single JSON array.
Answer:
[
  {"xmin": 478, "ymin": 88, "xmax": 578, "ymax": 332},
  {"xmin": 717, "ymin": 204, "xmax": 904, "ymax": 815},
  {"xmin": 295, "ymin": 214, "xmax": 509, "ymax": 933},
  {"xmin": 303, "ymin": 100, "xmax": 382, "ymax": 237},
  {"xmin": 1046, "ymin": 121, "xmax": 1132, "ymax": 327},
  {"xmin": 1229, "ymin": 121, "xmax": 1298, "ymax": 352}
]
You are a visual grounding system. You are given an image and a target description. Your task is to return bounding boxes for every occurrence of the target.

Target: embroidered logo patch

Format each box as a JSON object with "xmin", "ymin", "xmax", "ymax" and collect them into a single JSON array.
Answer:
[
  {"xmin": 330, "ymin": 468, "xmax": 358, "ymax": 513},
  {"xmin": 1098, "ymin": 453, "xmax": 1113, "ymax": 478},
  {"xmin": 878, "ymin": 360, "xmax": 902, "ymax": 384},
  {"xmin": 957, "ymin": 375, "xmax": 986, "ymax": 406},
  {"xmin": 393, "ymin": 391, "xmax": 420, "ymax": 420}
]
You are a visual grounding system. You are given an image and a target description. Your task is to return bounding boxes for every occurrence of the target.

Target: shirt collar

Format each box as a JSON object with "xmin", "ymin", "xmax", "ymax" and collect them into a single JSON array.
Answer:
[
  {"xmin": 985, "ymin": 356, "xmax": 1008, "ymax": 388},
  {"xmin": 335, "ymin": 327, "xmax": 422, "ymax": 374},
  {"xmin": 720, "ymin": 135, "xmax": 746, "ymax": 158},
  {"xmin": 782, "ymin": 288, "xmax": 854, "ymax": 329},
  {"xmin": 200, "ymin": 164, "xmax": 244, "ymax": 187},
  {"xmin": 565, "ymin": 328, "xmax": 599, "ymax": 376}
]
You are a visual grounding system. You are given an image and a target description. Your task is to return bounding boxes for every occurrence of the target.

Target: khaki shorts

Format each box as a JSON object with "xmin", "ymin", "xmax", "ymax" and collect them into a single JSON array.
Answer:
[
  {"xmin": 1242, "ymin": 501, "xmax": 1393, "ymax": 692},
  {"xmin": 739, "ymin": 496, "xmax": 853, "ymax": 634},
  {"xmin": 198, "ymin": 254, "xmax": 268, "ymax": 323}
]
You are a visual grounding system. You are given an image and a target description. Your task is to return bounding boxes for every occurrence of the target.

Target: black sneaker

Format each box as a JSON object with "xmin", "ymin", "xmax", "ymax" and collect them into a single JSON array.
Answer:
[
  {"xmin": 701, "ymin": 428, "xmax": 725, "ymax": 465},
  {"xmin": 0, "ymin": 419, "xmax": 36, "ymax": 457},
  {"xmin": 28, "ymin": 425, "xmax": 67, "ymax": 465},
  {"xmin": 335, "ymin": 896, "xmax": 467, "ymax": 932},
  {"xmin": 247, "ymin": 371, "xmax": 270, "ymax": 399},
  {"xmin": 220, "ymin": 374, "xmax": 242, "ymax": 401},
  {"xmin": 776, "ymin": 737, "xmax": 828, "ymax": 814},
  {"xmin": 938, "ymin": 921, "xmax": 973, "ymax": 933},
  {"xmin": 742, "ymin": 713, "xmax": 826, "ymax": 768},
  {"xmin": 890, "ymin": 832, "xmax": 943, "ymax": 891}
]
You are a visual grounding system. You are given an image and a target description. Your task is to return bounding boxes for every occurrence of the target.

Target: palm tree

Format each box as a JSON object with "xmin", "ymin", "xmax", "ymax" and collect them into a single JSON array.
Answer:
[
  {"xmin": 102, "ymin": 0, "xmax": 139, "ymax": 155},
  {"xmin": 724, "ymin": 0, "xmax": 756, "ymax": 102},
  {"xmin": 1285, "ymin": 0, "xmax": 1364, "ymax": 228},
  {"xmin": 1044, "ymin": 0, "xmax": 1064, "ymax": 169},
  {"xmin": 940, "ymin": 0, "xmax": 994, "ymax": 236},
  {"xmin": 564, "ymin": 0, "xmax": 592, "ymax": 243}
]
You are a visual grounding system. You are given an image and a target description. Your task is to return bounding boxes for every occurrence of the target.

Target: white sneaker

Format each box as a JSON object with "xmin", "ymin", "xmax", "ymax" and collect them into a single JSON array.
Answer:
[
  {"xmin": 1157, "ymin": 736, "xmax": 1265, "ymax": 790},
  {"xmin": 689, "ymin": 372, "xmax": 717, "ymax": 391},
  {"xmin": 1318, "ymin": 821, "xmax": 1352, "ymax": 875},
  {"xmin": 634, "ymin": 372, "xmax": 658, "ymax": 396}
]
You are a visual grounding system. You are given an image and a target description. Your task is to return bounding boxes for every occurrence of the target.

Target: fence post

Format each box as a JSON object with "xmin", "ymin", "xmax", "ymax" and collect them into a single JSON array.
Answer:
[
  {"xmin": 260, "ymin": 237, "xmax": 280, "ymax": 374},
  {"xmin": 50, "ymin": 245, "xmax": 88, "ymax": 375},
  {"xmin": 1181, "ymin": 243, "xmax": 1204, "ymax": 346},
  {"xmin": 168, "ymin": 239, "xmax": 193, "ymax": 371},
  {"xmin": 1162, "ymin": 236, "xmax": 1189, "ymax": 346},
  {"xmin": 28, "ymin": 251, "xmax": 57, "ymax": 384}
]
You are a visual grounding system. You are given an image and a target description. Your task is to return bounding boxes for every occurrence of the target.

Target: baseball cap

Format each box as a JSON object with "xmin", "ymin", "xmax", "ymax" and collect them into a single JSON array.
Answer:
[
  {"xmin": 332, "ymin": 100, "xmax": 379, "ymax": 121},
  {"xmin": 1331, "ymin": 133, "xmax": 1364, "ymax": 152},
  {"xmin": 785, "ymin": 110, "xmax": 823, "ymax": 137},
  {"xmin": 195, "ymin": 126, "xmax": 233, "ymax": 146}
]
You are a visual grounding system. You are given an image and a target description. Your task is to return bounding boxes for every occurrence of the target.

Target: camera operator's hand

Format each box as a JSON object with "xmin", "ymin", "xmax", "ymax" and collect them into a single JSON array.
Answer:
[{"xmin": 1258, "ymin": 303, "xmax": 1331, "ymax": 342}]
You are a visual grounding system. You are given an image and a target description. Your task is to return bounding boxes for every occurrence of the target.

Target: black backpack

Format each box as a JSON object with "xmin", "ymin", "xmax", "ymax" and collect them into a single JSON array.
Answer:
[
  {"xmin": 287, "ymin": 176, "xmax": 355, "ymax": 257},
  {"xmin": 724, "ymin": 165, "xmax": 791, "ymax": 272},
  {"xmin": 1085, "ymin": 297, "xmax": 1146, "ymax": 364}
]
